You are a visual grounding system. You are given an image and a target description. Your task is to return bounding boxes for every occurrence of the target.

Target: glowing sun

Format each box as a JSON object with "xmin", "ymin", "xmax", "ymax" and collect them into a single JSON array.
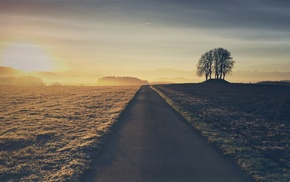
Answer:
[{"xmin": 1, "ymin": 42, "xmax": 55, "ymax": 72}]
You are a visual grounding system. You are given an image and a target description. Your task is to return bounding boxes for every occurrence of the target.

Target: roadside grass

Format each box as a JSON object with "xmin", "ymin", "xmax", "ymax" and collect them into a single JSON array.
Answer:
[
  {"xmin": 152, "ymin": 83, "xmax": 290, "ymax": 182},
  {"xmin": 0, "ymin": 86, "xmax": 139, "ymax": 181}
]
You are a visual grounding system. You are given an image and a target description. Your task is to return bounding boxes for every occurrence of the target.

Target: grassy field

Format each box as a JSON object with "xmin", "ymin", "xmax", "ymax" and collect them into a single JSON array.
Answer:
[
  {"xmin": 152, "ymin": 83, "xmax": 290, "ymax": 182},
  {"xmin": 0, "ymin": 86, "xmax": 139, "ymax": 181}
]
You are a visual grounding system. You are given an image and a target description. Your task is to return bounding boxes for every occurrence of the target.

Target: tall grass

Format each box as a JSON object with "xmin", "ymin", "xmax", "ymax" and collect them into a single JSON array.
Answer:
[{"xmin": 0, "ymin": 86, "xmax": 139, "ymax": 181}]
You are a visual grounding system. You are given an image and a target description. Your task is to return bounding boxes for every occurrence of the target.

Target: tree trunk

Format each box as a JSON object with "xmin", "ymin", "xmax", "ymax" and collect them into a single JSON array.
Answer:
[{"xmin": 209, "ymin": 64, "xmax": 212, "ymax": 79}]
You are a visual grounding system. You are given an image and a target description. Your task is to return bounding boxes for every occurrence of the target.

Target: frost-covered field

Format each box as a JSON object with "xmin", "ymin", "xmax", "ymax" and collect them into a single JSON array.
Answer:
[
  {"xmin": 0, "ymin": 86, "xmax": 139, "ymax": 181},
  {"xmin": 153, "ymin": 83, "xmax": 290, "ymax": 182}
]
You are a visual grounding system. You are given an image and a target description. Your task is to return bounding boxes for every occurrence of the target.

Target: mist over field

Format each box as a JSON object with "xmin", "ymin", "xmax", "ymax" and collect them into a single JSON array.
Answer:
[{"xmin": 1, "ymin": 0, "xmax": 290, "ymax": 181}]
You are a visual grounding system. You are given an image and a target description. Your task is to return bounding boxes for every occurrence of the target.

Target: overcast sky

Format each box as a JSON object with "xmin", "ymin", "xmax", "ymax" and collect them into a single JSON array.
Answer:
[{"xmin": 0, "ymin": 0, "xmax": 290, "ymax": 82}]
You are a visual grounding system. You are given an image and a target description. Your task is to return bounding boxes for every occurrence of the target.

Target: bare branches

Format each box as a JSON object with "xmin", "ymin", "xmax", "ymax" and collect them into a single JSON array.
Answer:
[{"xmin": 196, "ymin": 48, "xmax": 235, "ymax": 81}]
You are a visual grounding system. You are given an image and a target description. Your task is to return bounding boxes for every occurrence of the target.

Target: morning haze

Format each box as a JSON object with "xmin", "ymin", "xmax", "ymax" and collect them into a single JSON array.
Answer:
[
  {"xmin": 1, "ymin": 1, "xmax": 290, "ymax": 181},
  {"xmin": 0, "ymin": 0, "xmax": 290, "ymax": 84}
]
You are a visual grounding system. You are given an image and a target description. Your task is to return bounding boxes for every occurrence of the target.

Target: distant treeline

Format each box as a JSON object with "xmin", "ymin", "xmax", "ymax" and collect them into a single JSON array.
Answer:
[
  {"xmin": 98, "ymin": 76, "xmax": 149, "ymax": 86},
  {"xmin": 0, "ymin": 76, "xmax": 45, "ymax": 86},
  {"xmin": 257, "ymin": 81, "xmax": 290, "ymax": 87}
]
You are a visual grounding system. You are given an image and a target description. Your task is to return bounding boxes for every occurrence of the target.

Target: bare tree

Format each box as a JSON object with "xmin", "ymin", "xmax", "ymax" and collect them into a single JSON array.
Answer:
[
  {"xmin": 212, "ymin": 48, "xmax": 221, "ymax": 79},
  {"xmin": 221, "ymin": 57, "xmax": 235, "ymax": 79},
  {"xmin": 215, "ymin": 48, "xmax": 234, "ymax": 80},
  {"xmin": 197, "ymin": 47, "xmax": 235, "ymax": 81},
  {"xmin": 205, "ymin": 51, "xmax": 213, "ymax": 79},
  {"xmin": 196, "ymin": 51, "xmax": 213, "ymax": 80}
]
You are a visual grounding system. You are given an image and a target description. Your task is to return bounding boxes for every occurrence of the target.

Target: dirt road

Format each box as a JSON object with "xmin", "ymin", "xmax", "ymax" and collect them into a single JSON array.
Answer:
[{"xmin": 81, "ymin": 86, "xmax": 252, "ymax": 182}]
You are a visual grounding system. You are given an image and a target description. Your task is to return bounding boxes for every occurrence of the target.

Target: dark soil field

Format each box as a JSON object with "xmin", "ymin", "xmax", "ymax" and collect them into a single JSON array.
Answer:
[{"xmin": 153, "ymin": 82, "xmax": 290, "ymax": 182}]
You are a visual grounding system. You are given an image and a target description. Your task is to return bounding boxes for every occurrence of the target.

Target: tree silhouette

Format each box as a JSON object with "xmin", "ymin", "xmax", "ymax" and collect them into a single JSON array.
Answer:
[
  {"xmin": 197, "ymin": 51, "xmax": 213, "ymax": 80},
  {"xmin": 197, "ymin": 48, "xmax": 235, "ymax": 81}
]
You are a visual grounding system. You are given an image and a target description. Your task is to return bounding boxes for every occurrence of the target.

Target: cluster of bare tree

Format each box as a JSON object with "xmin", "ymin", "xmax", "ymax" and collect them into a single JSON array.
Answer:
[{"xmin": 197, "ymin": 48, "xmax": 235, "ymax": 80}]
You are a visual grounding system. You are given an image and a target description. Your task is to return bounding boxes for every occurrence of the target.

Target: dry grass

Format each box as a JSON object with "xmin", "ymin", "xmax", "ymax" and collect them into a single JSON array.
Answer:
[
  {"xmin": 0, "ymin": 86, "xmax": 139, "ymax": 181},
  {"xmin": 152, "ymin": 83, "xmax": 290, "ymax": 182}
]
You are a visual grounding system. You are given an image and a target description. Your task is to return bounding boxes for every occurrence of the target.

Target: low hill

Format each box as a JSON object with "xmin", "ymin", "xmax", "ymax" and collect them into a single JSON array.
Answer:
[
  {"xmin": 98, "ymin": 76, "xmax": 149, "ymax": 86},
  {"xmin": 0, "ymin": 76, "xmax": 46, "ymax": 86},
  {"xmin": 202, "ymin": 79, "xmax": 230, "ymax": 84},
  {"xmin": 257, "ymin": 81, "xmax": 290, "ymax": 87},
  {"xmin": 0, "ymin": 66, "xmax": 23, "ymax": 76}
]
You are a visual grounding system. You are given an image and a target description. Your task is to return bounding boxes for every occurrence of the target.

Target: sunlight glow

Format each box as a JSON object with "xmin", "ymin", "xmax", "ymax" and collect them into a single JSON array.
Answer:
[{"xmin": 1, "ymin": 42, "xmax": 55, "ymax": 72}]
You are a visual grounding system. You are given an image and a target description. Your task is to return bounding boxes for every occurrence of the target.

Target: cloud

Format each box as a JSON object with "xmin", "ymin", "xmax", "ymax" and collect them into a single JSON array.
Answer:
[
  {"xmin": 1, "ymin": 0, "xmax": 290, "ymax": 74},
  {"xmin": 156, "ymin": 0, "xmax": 290, "ymax": 30},
  {"xmin": 125, "ymin": 23, "xmax": 151, "ymax": 29}
]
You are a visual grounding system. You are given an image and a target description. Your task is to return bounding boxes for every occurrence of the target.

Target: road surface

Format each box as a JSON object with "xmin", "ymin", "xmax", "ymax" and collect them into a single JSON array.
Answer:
[{"xmin": 81, "ymin": 86, "xmax": 252, "ymax": 182}]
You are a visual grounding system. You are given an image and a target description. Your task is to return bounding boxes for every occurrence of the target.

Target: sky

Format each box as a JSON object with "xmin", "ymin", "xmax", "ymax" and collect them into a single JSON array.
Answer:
[{"xmin": 0, "ymin": 0, "xmax": 290, "ymax": 84}]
